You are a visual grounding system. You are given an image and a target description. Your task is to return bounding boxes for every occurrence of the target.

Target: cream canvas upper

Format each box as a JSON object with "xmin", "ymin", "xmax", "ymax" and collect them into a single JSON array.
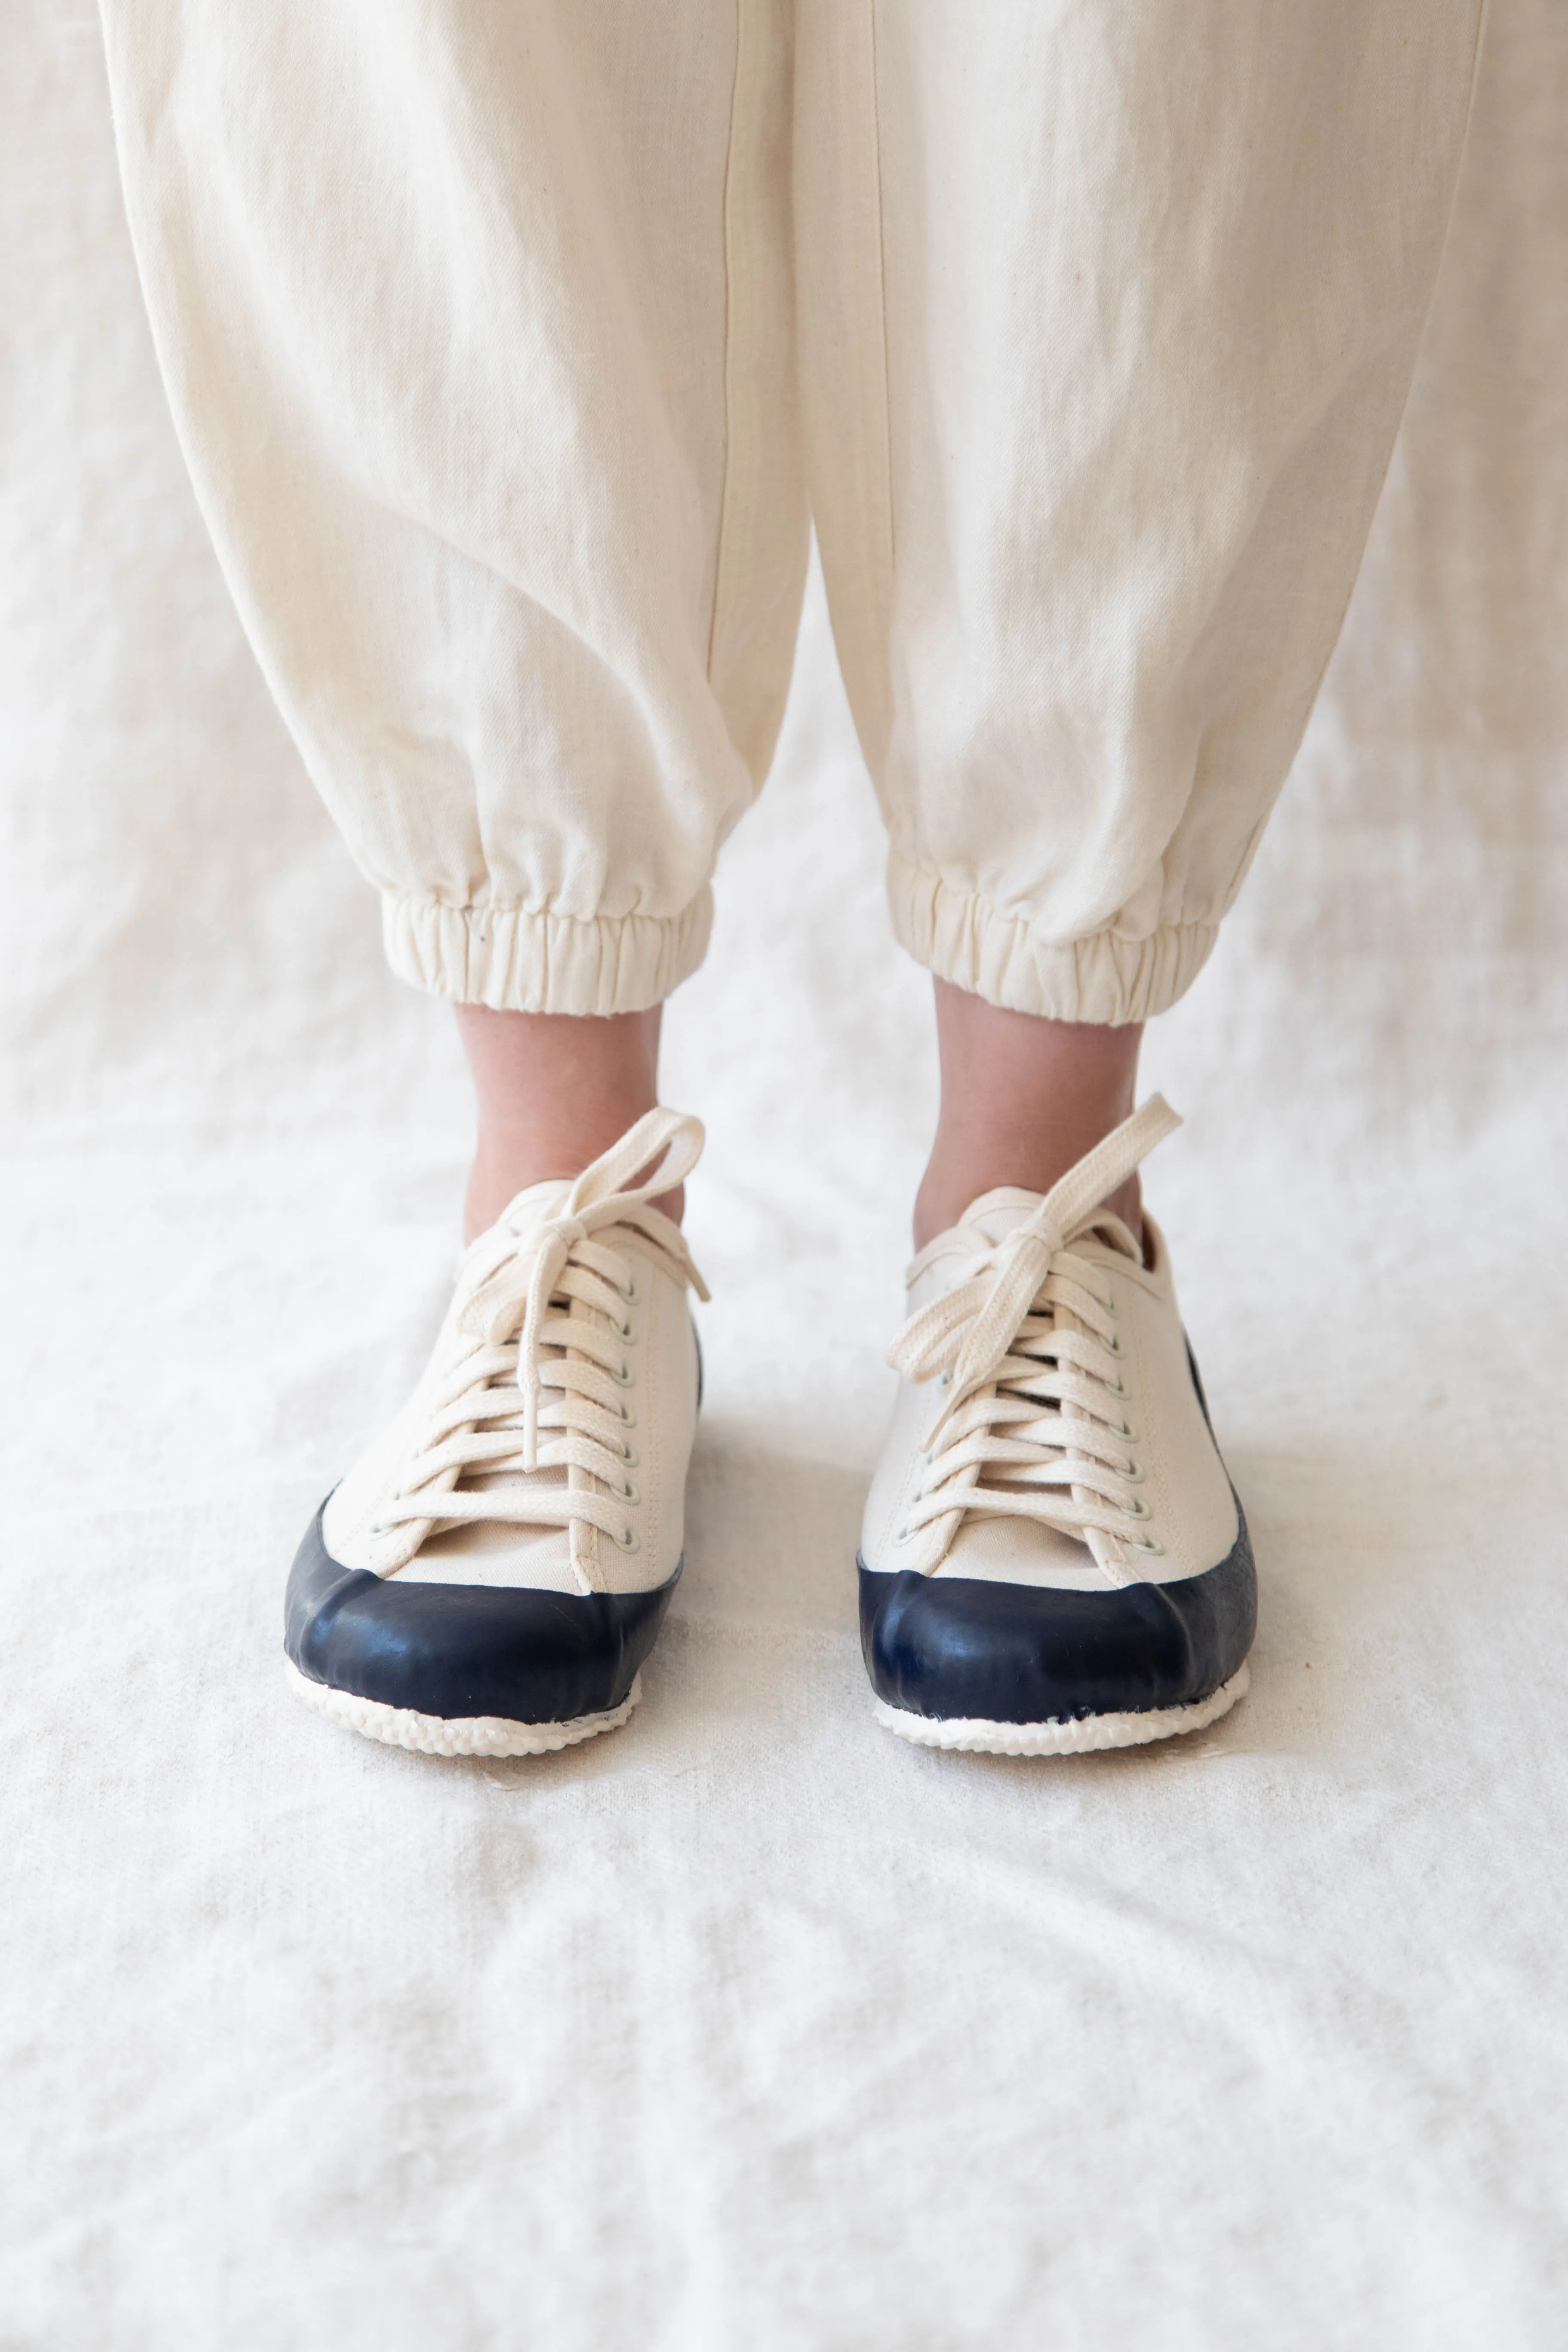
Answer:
[
  {"xmin": 322, "ymin": 1109, "xmax": 706, "ymax": 1599},
  {"xmin": 861, "ymin": 1100, "xmax": 1237, "ymax": 1596}
]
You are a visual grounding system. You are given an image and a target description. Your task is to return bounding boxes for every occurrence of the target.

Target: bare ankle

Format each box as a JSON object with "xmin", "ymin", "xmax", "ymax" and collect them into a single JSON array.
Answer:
[
  {"xmin": 913, "ymin": 981, "xmax": 1144, "ymax": 1251},
  {"xmin": 456, "ymin": 1003, "xmax": 674, "ymax": 1241}
]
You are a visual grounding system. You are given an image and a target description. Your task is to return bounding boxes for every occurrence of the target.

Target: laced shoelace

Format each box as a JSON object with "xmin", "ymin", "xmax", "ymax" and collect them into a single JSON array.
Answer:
[
  {"xmin": 886, "ymin": 1097, "xmax": 1181, "ymax": 1565},
  {"xmin": 377, "ymin": 1108, "xmax": 708, "ymax": 1559}
]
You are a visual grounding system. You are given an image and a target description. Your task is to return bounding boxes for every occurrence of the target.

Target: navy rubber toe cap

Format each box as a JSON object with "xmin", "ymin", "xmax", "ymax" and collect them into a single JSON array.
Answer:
[
  {"xmin": 285, "ymin": 1502, "xmax": 679, "ymax": 1725},
  {"xmin": 858, "ymin": 1512, "xmax": 1256, "ymax": 1727}
]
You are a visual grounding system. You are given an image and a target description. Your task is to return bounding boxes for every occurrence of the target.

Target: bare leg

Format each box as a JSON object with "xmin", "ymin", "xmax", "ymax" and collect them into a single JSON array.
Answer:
[
  {"xmin": 456, "ymin": 1005, "xmax": 675, "ymax": 1242},
  {"xmin": 913, "ymin": 979, "xmax": 1143, "ymax": 1251}
]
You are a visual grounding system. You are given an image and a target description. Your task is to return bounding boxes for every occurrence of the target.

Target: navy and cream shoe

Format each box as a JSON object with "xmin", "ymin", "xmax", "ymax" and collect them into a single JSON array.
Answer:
[
  {"xmin": 285, "ymin": 1108, "xmax": 708, "ymax": 1757},
  {"xmin": 859, "ymin": 1098, "xmax": 1255, "ymax": 1755}
]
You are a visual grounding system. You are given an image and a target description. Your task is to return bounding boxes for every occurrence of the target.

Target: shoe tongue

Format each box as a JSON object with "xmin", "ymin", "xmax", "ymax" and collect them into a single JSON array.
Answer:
[
  {"xmin": 907, "ymin": 1190, "xmax": 1052, "ymax": 1311},
  {"xmin": 454, "ymin": 1177, "xmax": 578, "ymax": 1290},
  {"xmin": 957, "ymin": 1188, "xmax": 1049, "ymax": 1247},
  {"xmin": 497, "ymin": 1177, "xmax": 576, "ymax": 1237},
  {"xmin": 956, "ymin": 1187, "xmax": 1142, "ymax": 1264}
]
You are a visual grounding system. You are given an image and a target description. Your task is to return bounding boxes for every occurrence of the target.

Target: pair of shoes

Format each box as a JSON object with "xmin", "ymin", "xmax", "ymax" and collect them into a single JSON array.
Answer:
[{"xmin": 285, "ymin": 1100, "xmax": 1256, "ymax": 1759}]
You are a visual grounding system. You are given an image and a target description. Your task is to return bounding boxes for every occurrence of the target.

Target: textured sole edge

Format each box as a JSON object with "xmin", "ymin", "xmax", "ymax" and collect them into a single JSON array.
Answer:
[
  {"xmin": 872, "ymin": 1663, "xmax": 1250, "ymax": 1757},
  {"xmin": 284, "ymin": 1659, "xmax": 641, "ymax": 1758}
]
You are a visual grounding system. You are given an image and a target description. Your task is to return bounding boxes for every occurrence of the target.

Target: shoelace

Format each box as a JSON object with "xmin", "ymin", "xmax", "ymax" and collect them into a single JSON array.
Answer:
[
  {"xmin": 378, "ymin": 1108, "xmax": 709, "ymax": 1556},
  {"xmin": 886, "ymin": 1096, "xmax": 1182, "ymax": 1562}
]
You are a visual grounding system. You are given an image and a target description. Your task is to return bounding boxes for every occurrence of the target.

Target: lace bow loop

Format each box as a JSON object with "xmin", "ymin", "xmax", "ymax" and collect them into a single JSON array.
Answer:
[{"xmin": 887, "ymin": 1096, "xmax": 1182, "ymax": 1446}]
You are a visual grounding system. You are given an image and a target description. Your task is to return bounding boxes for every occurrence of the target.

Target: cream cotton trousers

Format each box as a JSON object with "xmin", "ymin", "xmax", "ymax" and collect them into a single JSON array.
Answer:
[{"xmin": 100, "ymin": 2, "xmax": 1486, "ymax": 1024}]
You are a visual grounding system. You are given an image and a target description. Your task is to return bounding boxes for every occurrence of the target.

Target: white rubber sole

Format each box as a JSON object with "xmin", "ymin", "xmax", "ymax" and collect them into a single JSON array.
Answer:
[
  {"xmin": 873, "ymin": 1663, "xmax": 1250, "ymax": 1757},
  {"xmin": 285, "ymin": 1659, "xmax": 641, "ymax": 1757}
]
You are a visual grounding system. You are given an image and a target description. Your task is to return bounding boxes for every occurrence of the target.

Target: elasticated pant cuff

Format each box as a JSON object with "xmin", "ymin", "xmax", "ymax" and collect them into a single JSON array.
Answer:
[
  {"xmin": 888, "ymin": 854, "xmax": 1219, "ymax": 1026},
  {"xmin": 382, "ymin": 891, "xmax": 713, "ymax": 1016}
]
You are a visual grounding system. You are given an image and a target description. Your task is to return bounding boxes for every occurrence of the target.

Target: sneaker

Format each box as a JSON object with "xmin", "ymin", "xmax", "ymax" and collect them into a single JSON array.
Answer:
[
  {"xmin": 858, "ymin": 1099, "xmax": 1255, "ymax": 1755},
  {"xmin": 284, "ymin": 1108, "xmax": 708, "ymax": 1757}
]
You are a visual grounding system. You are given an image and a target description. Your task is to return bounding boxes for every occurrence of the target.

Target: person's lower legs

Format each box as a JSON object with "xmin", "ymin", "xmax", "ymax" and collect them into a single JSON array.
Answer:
[
  {"xmin": 456, "ymin": 1004, "xmax": 679, "ymax": 1241},
  {"xmin": 914, "ymin": 981, "xmax": 1142, "ymax": 1250}
]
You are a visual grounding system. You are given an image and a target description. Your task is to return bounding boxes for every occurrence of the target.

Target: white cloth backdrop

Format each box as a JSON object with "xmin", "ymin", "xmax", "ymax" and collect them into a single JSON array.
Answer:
[{"xmin": 4, "ymin": 6, "xmax": 1568, "ymax": 2345}]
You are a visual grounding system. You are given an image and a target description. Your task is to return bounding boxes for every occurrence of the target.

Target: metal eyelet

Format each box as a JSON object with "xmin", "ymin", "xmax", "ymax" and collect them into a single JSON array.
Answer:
[
  {"xmin": 618, "ymin": 1400, "xmax": 636, "ymax": 1427},
  {"xmin": 1104, "ymin": 1331, "xmax": 1125, "ymax": 1358},
  {"xmin": 614, "ymin": 1524, "xmax": 640, "ymax": 1552},
  {"xmin": 613, "ymin": 1316, "xmax": 635, "ymax": 1342},
  {"xmin": 937, "ymin": 1372, "xmax": 951, "ymax": 1391},
  {"xmin": 620, "ymin": 1275, "xmax": 640, "ymax": 1306},
  {"xmin": 1117, "ymin": 1418, "xmax": 1139, "ymax": 1443},
  {"xmin": 620, "ymin": 1441, "xmax": 640, "ymax": 1468},
  {"xmin": 611, "ymin": 1359, "xmax": 635, "ymax": 1387},
  {"xmin": 1130, "ymin": 1534, "xmax": 1164, "ymax": 1556},
  {"xmin": 1102, "ymin": 1292, "xmax": 1120, "ymax": 1318},
  {"xmin": 1120, "ymin": 1494, "xmax": 1152, "ymax": 1522},
  {"xmin": 616, "ymin": 1478, "xmax": 640, "ymax": 1506},
  {"xmin": 891, "ymin": 1524, "xmax": 912, "ymax": 1546},
  {"xmin": 1105, "ymin": 1374, "xmax": 1128, "ymax": 1400},
  {"xmin": 1119, "ymin": 1458, "xmax": 1145, "ymax": 1485}
]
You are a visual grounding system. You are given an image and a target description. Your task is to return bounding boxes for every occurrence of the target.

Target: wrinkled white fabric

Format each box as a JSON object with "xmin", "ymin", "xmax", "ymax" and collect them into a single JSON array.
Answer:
[
  {"xmin": 97, "ymin": 0, "xmax": 1484, "ymax": 1022},
  {"xmin": 6, "ymin": 4, "xmax": 1568, "ymax": 2347}
]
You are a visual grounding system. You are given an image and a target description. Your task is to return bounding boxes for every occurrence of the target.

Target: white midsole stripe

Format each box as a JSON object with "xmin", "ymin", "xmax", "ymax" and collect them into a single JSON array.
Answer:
[
  {"xmin": 284, "ymin": 1660, "xmax": 640, "ymax": 1757},
  {"xmin": 872, "ymin": 1665, "xmax": 1249, "ymax": 1756}
]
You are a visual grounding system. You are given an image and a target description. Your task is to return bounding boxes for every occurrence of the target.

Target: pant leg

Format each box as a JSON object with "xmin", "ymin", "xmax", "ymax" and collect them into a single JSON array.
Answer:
[
  {"xmin": 797, "ymin": 1, "xmax": 1488, "ymax": 1024},
  {"xmin": 99, "ymin": 0, "xmax": 808, "ymax": 1014}
]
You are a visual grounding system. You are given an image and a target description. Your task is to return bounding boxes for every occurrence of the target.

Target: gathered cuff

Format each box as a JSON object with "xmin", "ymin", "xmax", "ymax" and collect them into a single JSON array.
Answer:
[
  {"xmin": 888, "ymin": 854, "xmax": 1219, "ymax": 1026},
  {"xmin": 382, "ymin": 890, "xmax": 713, "ymax": 1016}
]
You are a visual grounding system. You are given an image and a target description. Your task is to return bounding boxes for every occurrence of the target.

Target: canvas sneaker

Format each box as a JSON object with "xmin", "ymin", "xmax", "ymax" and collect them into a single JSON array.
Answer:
[
  {"xmin": 285, "ymin": 1107, "xmax": 707, "ymax": 1756},
  {"xmin": 858, "ymin": 1097, "xmax": 1255, "ymax": 1755}
]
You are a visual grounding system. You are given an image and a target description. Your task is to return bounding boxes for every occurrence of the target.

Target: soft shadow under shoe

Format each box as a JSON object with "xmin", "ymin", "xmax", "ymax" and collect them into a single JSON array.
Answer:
[
  {"xmin": 285, "ymin": 1107, "xmax": 708, "ymax": 1757},
  {"xmin": 859, "ymin": 1097, "xmax": 1255, "ymax": 1755}
]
